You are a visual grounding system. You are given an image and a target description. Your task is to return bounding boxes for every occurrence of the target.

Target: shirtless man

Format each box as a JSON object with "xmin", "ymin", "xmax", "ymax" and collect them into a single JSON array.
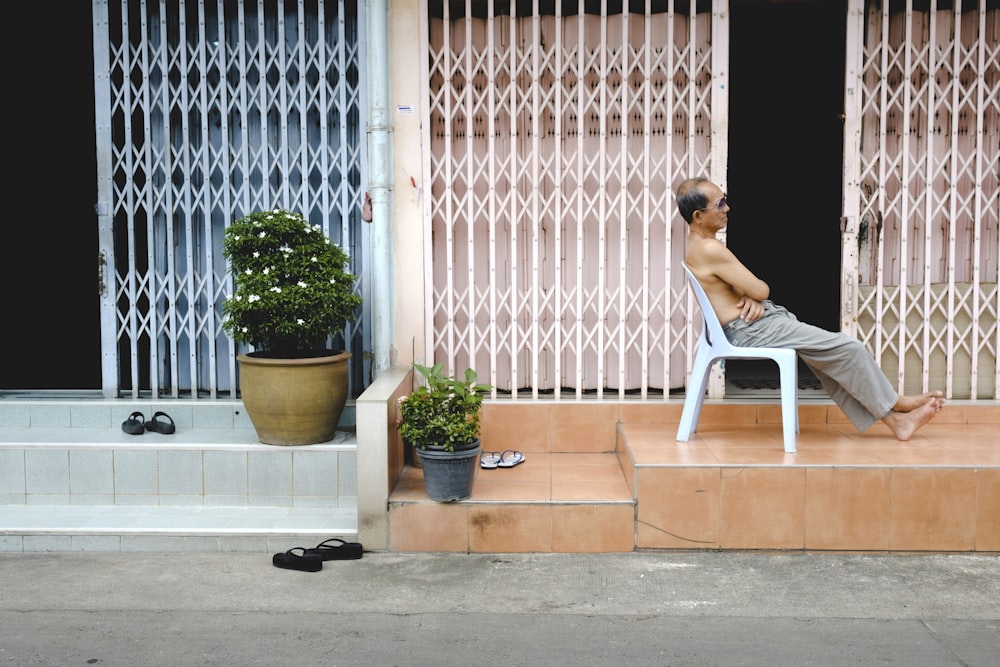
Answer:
[{"xmin": 676, "ymin": 177, "xmax": 943, "ymax": 441}]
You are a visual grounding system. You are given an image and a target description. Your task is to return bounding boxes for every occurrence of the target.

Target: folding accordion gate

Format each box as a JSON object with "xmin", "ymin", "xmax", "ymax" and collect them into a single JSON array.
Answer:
[
  {"xmin": 93, "ymin": 0, "xmax": 371, "ymax": 398},
  {"xmin": 423, "ymin": 0, "xmax": 999, "ymax": 401}
]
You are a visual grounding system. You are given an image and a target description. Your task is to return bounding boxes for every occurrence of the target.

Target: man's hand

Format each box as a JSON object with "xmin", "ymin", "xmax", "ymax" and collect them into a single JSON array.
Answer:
[{"xmin": 736, "ymin": 297, "xmax": 765, "ymax": 323}]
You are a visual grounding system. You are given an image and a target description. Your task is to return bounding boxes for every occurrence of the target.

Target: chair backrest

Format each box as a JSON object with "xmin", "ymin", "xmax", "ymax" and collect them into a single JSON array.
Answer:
[{"xmin": 682, "ymin": 263, "xmax": 729, "ymax": 350}]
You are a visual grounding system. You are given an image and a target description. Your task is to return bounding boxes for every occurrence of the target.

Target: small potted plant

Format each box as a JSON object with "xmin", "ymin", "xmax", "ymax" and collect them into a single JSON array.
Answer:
[
  {"xmin": 222, "ymin": 208, "xmax": 362, "ymax": 445},
  {"xmin": 398, "ymin": 363, "xmax": 493, "ymax": 501}
]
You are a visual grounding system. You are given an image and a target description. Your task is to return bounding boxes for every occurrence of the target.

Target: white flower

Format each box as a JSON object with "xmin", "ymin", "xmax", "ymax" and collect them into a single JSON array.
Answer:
[
  {"xmin": 297, "ymin": 319, "xmax": 305, "ymax": 325},
  {"xmin": 241, "ymin": 326, "xmax": 248, "ymax": 333},
  {"xmin": 248, "ymin": 294, "xmax": 260, "ymax": 302},
  {"xmin": 244, "ymin": 268, "xmax": 253, "ymax": 275},
  {"xmin": 311, "ymin": 257, "xmax": 318, "ymax": 262},
  {"xmin": 253, "ymin": 251, "xmax": 260, "ymax": 258},
  {"xmin": 258, "ymin": 231, "xmax": 266, "ymax": 238},
  {"xmin": 263, "ymin": 267, "xmax": 270, "ymax": 275},
  {"xmin": 297, "ymin": 281, "xmax": 307, "ymax": 288},
  {"xmin": 270, "ymin": 287, "xmax": 282, "ymax": 293}
]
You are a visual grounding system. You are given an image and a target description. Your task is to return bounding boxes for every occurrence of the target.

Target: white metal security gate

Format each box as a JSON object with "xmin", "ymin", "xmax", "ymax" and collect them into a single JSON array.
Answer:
[
  {"xmin": 424, "ymin": 0, "xmax": 723, "ymax": 398},
  {"xmin": 843, "ymin": 0, "xmax": 1000, "ymax": 399},
  {"xmin": 93, "ymin": 0, "xmax": 371, "ymax": 399}
]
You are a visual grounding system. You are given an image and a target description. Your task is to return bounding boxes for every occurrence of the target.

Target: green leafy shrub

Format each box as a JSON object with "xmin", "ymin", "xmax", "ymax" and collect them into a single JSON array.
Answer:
[
  {"xmin": 398, "ymin": 363, "xmax": 493, "ymax": 452},
  {"xmin": 222, "ymin": 209, "xmax": 362, "ymax": 356}
]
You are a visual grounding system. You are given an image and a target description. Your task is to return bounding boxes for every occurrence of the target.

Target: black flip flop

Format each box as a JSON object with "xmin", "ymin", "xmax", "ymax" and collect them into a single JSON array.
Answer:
[
  {"xmin": 121, "ymin": 411, "xmax": 145, "ymax": 435},
  {"xmin": 304, "ymin": 537, "xmax": 363, "ymax": 560},
  {"xmin": 272, "ymin": 547, "xmax": 323, "ymax": 572},
  {"xmin": 144, "ymin": 411, "xmax": 176, "ymax": 434}
]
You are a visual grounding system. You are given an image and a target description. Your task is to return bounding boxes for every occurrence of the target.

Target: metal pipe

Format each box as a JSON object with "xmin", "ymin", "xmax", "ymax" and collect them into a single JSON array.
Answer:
[{"xmin": 366, "ymin": 0, "xmax": 395, "ymax": 374}]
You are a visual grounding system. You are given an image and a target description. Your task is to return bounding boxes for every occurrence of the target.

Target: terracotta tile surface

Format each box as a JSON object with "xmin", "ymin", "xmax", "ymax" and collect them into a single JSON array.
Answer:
[
  {"xmin": 889, "ymin": 468, "xmax": 978, "ymax": 551},
  {"xmin": 468, "ymin": 505, "xmax": 552, "ymax": 552},
  {"xmin": 636, "ymin": 467, "xmax": 720, "ymax": 549},
  {"xmin": 550, "ymin": 403, "xmax": 620, "ymax": 453},
  {"xmin": 551, "ymin": 504, "xmax": 635, "ymax": 552},
  {"xmin": 388, "ymin": 403, "xmax": 998, "ymax": 553},
  {"xmin": 618, "ymin": 402, "xmax": 684, "ymax": 424},
  {"xmin": 805, "ymin": 468, "xmax": 891, "ymax": 550},
  {"xmin": 695, "ymin": 427, "xmax": 786, "ymax": 449},
  {"xmin": 967, "ymin": 404, "xmax": 1000, "ymax": 424},
  {"xmin": 976, "ymin": 469, "xmax": 1000, "ymax": 551},
  {"xmin": 480, "ymin": 403, "xmax": 551, "ymax": 453},
  {"xmin": 720, "ymin": 467, "xmax": 806, "ymax": 549},
  {"xmin": 389, "ymin": 502, "xmax": 469, "ymax": 552},
  {"xmin": 695, "ymin": 403, "xmax": 759, "ymax": 425},
  {"xmin": 471, "ymin": 479, "xmax": 550, "ymax": 501}
]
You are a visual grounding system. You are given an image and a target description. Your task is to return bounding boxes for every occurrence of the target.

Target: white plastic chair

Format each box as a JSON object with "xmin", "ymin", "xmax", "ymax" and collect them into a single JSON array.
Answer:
[{"xmin": 677, "ymin": 263, "xmax": 799, "ymax": 453}]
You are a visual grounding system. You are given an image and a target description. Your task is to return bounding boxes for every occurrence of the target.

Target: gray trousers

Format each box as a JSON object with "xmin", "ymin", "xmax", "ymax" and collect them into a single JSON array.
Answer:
[{"xmin": 721, "ymin": 301, "xmax": 898, "ymax": 432}]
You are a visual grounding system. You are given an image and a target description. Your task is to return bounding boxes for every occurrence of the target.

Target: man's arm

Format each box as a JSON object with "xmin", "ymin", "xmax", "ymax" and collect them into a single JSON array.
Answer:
[
  {"xmin": 702, "ymin": 241, "xmax": 769, "ymax": 301},
  {"xmin": 687, "ymin": 239, "xmax": 770, "ymax": 324}
]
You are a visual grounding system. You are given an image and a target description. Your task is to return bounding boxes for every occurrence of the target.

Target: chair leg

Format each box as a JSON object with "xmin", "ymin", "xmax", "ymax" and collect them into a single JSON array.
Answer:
[
  {"xmin": 778, "ymin": 356, "xmax": 799, "ymax": 453},
  {"xmin": 676, "ymin": 357, "xmax": 713, "ymax": 442}
]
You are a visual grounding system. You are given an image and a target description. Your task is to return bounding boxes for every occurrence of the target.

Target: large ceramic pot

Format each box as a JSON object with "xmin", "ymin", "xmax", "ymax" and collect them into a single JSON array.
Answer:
[
  {"xmin": 414, "ymin": 438, "xmax": 481, "ymax": 502},
  {"xmin": 237, "ymin": 349, "xmax": 351, "ymax": 446}
]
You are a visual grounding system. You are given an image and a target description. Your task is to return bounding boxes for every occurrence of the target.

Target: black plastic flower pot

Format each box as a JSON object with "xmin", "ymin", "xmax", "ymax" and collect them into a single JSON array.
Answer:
[{"xmin": 414, "ymin": 438, "xmax": 481, "ymax": 502}]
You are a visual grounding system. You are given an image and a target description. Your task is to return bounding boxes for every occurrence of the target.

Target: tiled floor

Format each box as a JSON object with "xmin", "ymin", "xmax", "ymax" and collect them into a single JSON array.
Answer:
[
  {"xmin": 626, "ymin": 420, "xmax": 1000, "ymax": 467},
  {"xmin": 387, "ymin": 401, "xmax": 1000, "ymax": 553},
  {"xmin": 391, "ymin": 452, "xmax": 633, "ymax": 503}
]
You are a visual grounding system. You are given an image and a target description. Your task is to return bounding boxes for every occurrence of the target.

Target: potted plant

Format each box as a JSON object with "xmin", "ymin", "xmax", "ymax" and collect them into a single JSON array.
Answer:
[
  {"xmin": 398, "ymin": 363, "xmax": 493, "ymax": 501},
  {"xmin": 222, "ymin": 208, "xmax": 362, "ymax": 445}
]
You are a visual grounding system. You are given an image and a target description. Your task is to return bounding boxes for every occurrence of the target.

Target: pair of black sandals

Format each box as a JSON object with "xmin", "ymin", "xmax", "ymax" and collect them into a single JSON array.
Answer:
[
  {"xmin": 121, "ymin": 410, "xmax": 176, "ymax": 435},
  {"xmin": 272, "ymin": 538, "xmax": 364, "ymax": 572}
]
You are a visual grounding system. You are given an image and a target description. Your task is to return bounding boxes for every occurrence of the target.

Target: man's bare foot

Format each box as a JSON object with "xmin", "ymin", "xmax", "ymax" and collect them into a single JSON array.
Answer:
[
  {"xmin": 882, "ymin": 400, "xmax": 941, "ymax": 441},
  {"xmin": 893, "ymin": 391, "xmax": 945, "ymax": 413}
]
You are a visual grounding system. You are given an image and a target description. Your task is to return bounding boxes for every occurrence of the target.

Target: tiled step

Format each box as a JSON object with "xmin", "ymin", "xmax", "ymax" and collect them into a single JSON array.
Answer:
[
  {"xmin": 388, "ymin": 402, "xmax": 999, "ymax": 554},
  {"xmin": 387, "ymin": 452, "xmax": 637, "ymax": 553},
  {"xmin": 621, "ymin": 416, "xmax": 1000, "ymax": 552},
  {"xmin": 0, "ymin": 411, "xmax": 359, "ymax": 553}
]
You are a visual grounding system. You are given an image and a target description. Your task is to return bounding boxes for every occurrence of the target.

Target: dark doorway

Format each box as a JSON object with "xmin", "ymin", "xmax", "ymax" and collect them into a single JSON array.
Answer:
[
  {"xmin": 728, "ymin": 0, "xmax": 846, "ymax": 330},
  {"xmin": 1, "ymin": 2, "xmax": 101, "ymax": 390},
  {"xmin": 726, "ymin": 0, "xmax": 847, "ymax": 386}
]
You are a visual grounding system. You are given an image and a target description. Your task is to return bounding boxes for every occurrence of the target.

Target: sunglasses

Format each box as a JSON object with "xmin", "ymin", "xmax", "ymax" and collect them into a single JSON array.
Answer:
[{"xmin": 696, "ymin": 194, "xmax": 727, "ymax": 213}]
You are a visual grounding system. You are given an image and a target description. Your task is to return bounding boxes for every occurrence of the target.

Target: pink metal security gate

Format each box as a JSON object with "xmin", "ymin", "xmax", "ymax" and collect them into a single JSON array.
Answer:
[
  {"xmin": 426, "ymin": 0, "xmax": 999, "ymax": 401},
  {"xmin": 843, "ymin": 0, "xmax": 1000, "ymax": 400},
  {"xmin": 423, "ymin": 0, "xmax": 721, "ymax": 398}
]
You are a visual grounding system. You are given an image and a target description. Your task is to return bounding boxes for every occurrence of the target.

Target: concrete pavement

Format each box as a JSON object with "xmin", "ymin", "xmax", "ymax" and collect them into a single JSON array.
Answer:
[{"xmin": 1, "ymin": 550, "xmax": 997, "ymax": 666}]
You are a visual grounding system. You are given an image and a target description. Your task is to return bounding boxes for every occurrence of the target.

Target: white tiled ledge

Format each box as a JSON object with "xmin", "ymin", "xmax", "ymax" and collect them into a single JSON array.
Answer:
[
  {"xmin": 0, "ymin": 504, "xmax": 358, "ymax": 553},
  {"xmin": 0, "ymin": 504, "xmax": 356, "ymax": 534}
]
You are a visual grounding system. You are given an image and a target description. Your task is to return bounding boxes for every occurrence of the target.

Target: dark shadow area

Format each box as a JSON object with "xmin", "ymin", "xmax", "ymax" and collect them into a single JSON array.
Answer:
[
  {"xmin": 726, "ymin": 0, "xmax": 846, "ymax": 386},
  {"xmin": 728, "ymin": 0, "xmax": 846, "ymax": 331},
  {"xmin": 2, "ymin": 2, "xmax": 100, "ymax": 389}
]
